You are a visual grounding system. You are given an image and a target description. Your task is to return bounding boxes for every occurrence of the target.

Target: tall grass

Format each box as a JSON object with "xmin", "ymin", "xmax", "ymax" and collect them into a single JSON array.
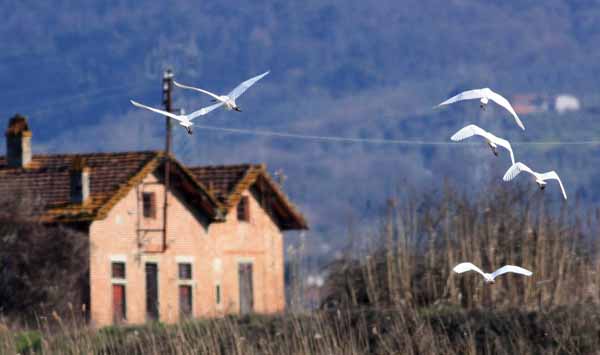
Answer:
[
  {"xmin": 323, "ymin": 184, "xmax": 600, "ymax": 311},
  {"xmin": 4, "ymin": 305, "xmax": 600, "ymax": 354}
]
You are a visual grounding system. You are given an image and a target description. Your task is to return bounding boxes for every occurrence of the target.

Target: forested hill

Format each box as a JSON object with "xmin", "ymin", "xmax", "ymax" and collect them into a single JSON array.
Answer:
[{"xmin": 2, "ymin": 1, "xmax": 600, "ymax": 248}]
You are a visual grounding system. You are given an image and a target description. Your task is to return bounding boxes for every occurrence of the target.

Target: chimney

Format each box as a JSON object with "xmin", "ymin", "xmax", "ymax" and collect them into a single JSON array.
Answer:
[
  {"xmin": 70, "ymin": 156, "xmax": 90, "ymax": 204},
  {"xmin": 5, "ymin": 114, "xmax": 32, "ymax": 168}
]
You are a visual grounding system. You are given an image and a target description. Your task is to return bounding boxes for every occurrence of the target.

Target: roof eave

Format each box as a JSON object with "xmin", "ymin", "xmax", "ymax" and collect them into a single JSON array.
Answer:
[{"xmin": 248, "ymin": 167, "xmax": 309, "ymax": 231}]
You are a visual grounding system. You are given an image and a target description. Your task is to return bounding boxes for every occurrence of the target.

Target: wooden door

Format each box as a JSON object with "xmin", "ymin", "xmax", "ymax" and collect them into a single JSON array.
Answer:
[
  {"xmin": 179, "ymin": 285, "xmax": 192, "ymax": 318},
  {"xmin": 238, "ymin": 263, "xmax": 254, "ymax": 315},
  {"xmin": 145, "ymin": 263, "xmax": 159, "ymax": 320},
  {"xmin": 112, "ymin": 284, "xmax": 126, "ymax": 324}
]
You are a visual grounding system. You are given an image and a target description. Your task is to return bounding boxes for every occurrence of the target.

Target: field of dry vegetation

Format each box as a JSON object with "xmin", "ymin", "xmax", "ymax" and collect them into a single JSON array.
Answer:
[{"xmin": 3, "ymin": 184, "xmax": 600, "ymax": 354}]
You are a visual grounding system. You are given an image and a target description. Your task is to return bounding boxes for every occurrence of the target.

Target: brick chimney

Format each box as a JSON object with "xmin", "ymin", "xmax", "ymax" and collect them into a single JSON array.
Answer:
[
  {"xmin": 5, "ymin": 114, "xmax": 32, "ymax": 168},
  {"xmin": 70, "ymin": 156, "xmax": 90, "ymax": 204}
]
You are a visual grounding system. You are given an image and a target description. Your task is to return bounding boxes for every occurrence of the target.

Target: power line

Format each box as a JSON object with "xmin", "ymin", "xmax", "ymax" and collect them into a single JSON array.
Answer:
[
  {"xmin": 0, "ymin": 82, "xmax": 152, "ymax": 119},
  {"xmin": 191, "ymin": 124, "xmax": 600, "ymax": 146},
  {"xmin": 2, "ymin": 77, "xmax": 598, "ymax": 147}
]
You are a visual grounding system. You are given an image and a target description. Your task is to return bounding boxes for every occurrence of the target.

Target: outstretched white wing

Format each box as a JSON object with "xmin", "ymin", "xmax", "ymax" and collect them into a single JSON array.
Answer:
[
  {"xmin": 487, "ymin": 89, "xmax": 525, "ymax": 130},
  {"xmin": 173, "ymin": 81, "xmax": 224, "ymax": 102},
  {"xmin": 451, "ymin": 125, "xmax": 515, "ymax": 165},
  {"xmin": 453, "ymin": 262, "xmax": 487, "ymax": 279},
  {"xmin": 503, "ymin": 162, "xmax": 536, "ymax": 181},
  {"xmin": 130, "ymin": 100, "xmax": 185, "ymax": 122},
  {"xmin": 539, "ymin": 171, "xmax": 567, "ymax": 200},
  {"xmin": 489, "ymin": 135, "xmax": 516, "ymax": 165},
  {"xmin": 450, "ymin": 124, "xmax": 489, "ymax": 141},
  {"xmin": 227, "ymin": 71, "xmax": 270, "ymax": 100},
  {"xmin": 437, "ymin": 89, "xmax": 487, "ymax": 107},
  {"xmin": 491, "ymin": 265, "xmax": 533, "ymax": 280},
  {"xmin": 187, "ymin": 102, "xmax": 225, "ymax": 120}
]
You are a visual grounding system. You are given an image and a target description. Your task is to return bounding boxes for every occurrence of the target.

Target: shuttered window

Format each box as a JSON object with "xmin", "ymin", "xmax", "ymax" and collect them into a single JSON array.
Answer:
[
  {"xmin": 111, "ymin": 261, "xmax": 127, "ymax": 323},
  {"xmin": 113, "ymin": 285, "xmax": 126, "ymax": 323}
]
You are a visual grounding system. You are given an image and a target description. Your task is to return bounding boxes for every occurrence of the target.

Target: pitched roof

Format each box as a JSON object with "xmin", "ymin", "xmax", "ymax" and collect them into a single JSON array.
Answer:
[
  {"xmin": 0, "ymin": 151, "xmax": 222, "ymax": 222},
  {"xmin": 189, "ymin": 164, "xmax": 308, "ymax": 230},
  {"xmin": 191, "ymin": 164, "xmax": 256, "ymax": 205},
  {"xmin": 0, "ymin": 150, "xmax": 307, "ymax": 230}
]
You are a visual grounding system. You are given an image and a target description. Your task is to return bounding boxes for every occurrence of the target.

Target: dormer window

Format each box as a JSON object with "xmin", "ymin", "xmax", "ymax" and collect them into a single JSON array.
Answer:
[
  {"xmin": 143, "ymin": 192, "xmax": 156, "ymax": 218},
  {"xmin": 237, "ymin": 196, "xmax": 249, "ymax": 222}
]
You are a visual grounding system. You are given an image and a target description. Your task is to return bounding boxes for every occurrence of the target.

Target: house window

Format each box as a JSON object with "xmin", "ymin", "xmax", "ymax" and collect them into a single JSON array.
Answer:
[
  {"xmin": 237, "ymin": 196, "xmax": 249, "ymax": 222},
  {"xmin": 216, "ymin": 284, "xmax": 221, "ymax": 305},
  {"xmin": 142, "ymin": 192, "xmax": 156, "ymax": 218},
  {"xmin": 178, "ymin": 263, "xmax": 193, "ymax": 318},
  {"xmin": 178, "ymin": 263, "xmax": 192, "ymax": 280},
  {"xmin": 111, "ymin": 262, "xmax": 126, "ymax": 279}
]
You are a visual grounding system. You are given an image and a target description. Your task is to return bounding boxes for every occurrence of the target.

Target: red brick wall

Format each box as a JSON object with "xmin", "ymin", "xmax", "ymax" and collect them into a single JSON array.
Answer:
[{"xmin": 89, "ymin": 171, "xmax": 285, "ymax": 326}]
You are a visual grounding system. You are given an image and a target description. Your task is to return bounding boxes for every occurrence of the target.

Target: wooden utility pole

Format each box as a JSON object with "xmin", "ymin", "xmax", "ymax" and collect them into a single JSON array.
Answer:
[{"xmin": 161, "ymin": 69, "xmax": 173, "ymax": 251}]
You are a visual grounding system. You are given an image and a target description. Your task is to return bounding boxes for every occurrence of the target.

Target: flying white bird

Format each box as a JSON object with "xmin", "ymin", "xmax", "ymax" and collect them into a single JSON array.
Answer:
[
  {"xmin": 438, "ymin": 88, "xmax": 525, "ymax": 130},
  {"xmin": 503, "ymin": 162, "xmax": 567, "ymax": 200},
  {"xmin": 174, "ymin": 71, "xmax": 270, "ymax": 113},
  {"xmin": 130, "ymin": 100, "xmax": 223, "ymax": 135},
  {"xmin": 452, "ymin": 262, "xmax": 533, "ymax": 283},
  {"xmin": 451, "ymin": 124, "xmax": 515, "ymax": 165}
]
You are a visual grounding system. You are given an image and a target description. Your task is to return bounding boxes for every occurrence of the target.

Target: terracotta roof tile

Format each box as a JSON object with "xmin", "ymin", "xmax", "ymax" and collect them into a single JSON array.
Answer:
[
  {"xmin": 0, "ymin": 150, "xmax": 305, "ymax": 229},
  {"xmin": 0, "ymin": 151, "xmax": 159, "ymax": 221},
  {"xmin": 189, "ymin": 164, "xmax": 308, "ymax": 230},
  {"xmin": 189, "ymin": 164, "xmax": 259, "ymax": 205}
]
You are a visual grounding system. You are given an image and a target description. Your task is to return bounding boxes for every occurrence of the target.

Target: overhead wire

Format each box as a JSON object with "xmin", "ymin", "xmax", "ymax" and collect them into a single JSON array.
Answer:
[
  {"xmin": 1, "ymin": 78, "xmax": 598, "ymax": 147},
  {"xmin": 191, "ymin": 124, "xmax": 600, "ymax": 147}
]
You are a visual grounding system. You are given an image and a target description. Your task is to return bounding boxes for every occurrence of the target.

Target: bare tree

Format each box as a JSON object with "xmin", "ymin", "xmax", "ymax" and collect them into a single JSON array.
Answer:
[{"xmin": 0, "ymin": 190, "xmax": 89, "ymax": 322}]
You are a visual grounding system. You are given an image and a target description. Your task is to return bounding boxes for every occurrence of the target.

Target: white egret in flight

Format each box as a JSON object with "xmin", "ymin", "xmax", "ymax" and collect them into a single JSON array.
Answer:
[
  {"xmin": 453, "ymin": 262, "xmax": 533, "ymax": 283},
  {"xmin": 174, "ymin": 71, "xmax": 270, "ymax": 112},
  {"xmin": 130, "ymin": 100, "xmax": 222, "ymax": 135},
  {"xmin": 438, "ymin": 88, "xmax": 525, "ymax": 130},
  {"xmin": 451, "ymin": 124, "xmax": 515, "ymax": 165},
  {"xmin": 502, "ymin": 162, "xmax": 567, "ymax": 200}
]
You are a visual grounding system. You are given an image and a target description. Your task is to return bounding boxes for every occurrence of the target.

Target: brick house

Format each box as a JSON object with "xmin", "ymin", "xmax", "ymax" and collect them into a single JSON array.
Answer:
[{"xmin": 0, "ymin": 115, "xmax": 307, "ymax": 326}]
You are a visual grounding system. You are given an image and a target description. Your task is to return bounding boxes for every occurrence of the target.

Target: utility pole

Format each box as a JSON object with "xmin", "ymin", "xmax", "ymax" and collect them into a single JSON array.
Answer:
[{"xmin": 161, "ymin": 69, "xmax": 173, "ymax": 252}]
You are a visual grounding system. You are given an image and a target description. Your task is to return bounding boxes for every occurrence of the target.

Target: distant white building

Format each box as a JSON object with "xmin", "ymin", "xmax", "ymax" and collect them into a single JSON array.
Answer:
[{"xmin": 555, "ymin": 94, "xmax": 581, "ymax": 114}]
